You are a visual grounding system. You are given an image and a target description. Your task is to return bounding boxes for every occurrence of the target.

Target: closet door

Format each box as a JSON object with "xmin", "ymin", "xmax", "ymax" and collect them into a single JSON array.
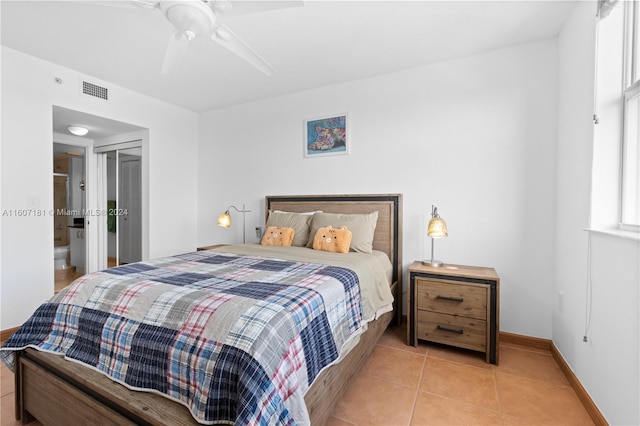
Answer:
[
  {"xmin": 118, "ymin": 150, "xmax": 141, "ymax": 264},
  {"xmin": 97, "ymin": 142, "xmax": 142, "ymax": 267}
]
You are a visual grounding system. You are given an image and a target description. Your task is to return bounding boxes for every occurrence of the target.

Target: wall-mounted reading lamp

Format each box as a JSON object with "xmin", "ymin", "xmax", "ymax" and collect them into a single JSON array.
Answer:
[{"xmin": 217, "ymin": 204, "xmax": 251, "ymax": 243}]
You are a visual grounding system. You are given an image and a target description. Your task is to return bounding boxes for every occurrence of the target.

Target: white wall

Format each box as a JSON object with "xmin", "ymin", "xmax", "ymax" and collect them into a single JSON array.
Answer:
[
  {"xmin": 555, "ymin": 3, "xmax": 640, "ymax": 425},
  {"xmin": 0, "ymin": 47, "xmax": 199, "ymax": 329},
  {"xmin": 2, "ymin": 5, "xmax": 635, "ymax": 423},
  {"xmin": 198, "ymin": 39, "xmax": 559, "ymax": 339}
]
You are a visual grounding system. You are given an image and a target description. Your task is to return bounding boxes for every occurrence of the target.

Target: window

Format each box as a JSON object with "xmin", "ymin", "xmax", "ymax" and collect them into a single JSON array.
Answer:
[{"xmin": 621, "ymin": 1, "xmax": 640, "ymax": 229}]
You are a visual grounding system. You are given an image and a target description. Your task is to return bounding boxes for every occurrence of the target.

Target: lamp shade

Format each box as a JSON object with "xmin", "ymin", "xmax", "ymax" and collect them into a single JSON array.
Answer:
[
  {"xmin": 423, "ymin": 205, "xmax": 448, "ymax": 267},
  {"xmin": 427, "ymin": 217, "xmax": 448, "ymax": 238},
  {"xmin": 217, "ymin": 211, "xmax": 231, "ymax": 228},
  {"xmin": 217, "ymin": 204, "xmax": 251, "ymax": 243}
]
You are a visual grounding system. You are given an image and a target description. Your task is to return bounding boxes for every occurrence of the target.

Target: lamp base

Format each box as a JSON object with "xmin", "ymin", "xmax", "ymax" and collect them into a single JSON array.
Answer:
[{"xmin": 422, "ymin": 259, "xmax": 444, "ymax": 267}]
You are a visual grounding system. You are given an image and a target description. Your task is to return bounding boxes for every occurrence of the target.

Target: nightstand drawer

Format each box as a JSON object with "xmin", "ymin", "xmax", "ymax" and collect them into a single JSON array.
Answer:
[
  {"xmin": 416, "ymin": 278, "xmax": 487, "ymax": 319},
  {"xmin": 417, "ymin": 311, "xmax": 487, "ymax": 352}
]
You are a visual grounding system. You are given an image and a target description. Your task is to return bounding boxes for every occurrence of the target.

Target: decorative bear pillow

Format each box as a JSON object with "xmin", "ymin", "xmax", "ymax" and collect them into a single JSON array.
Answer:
[
  {"xmin": 260, "ymin": 226, "xmax": 295, "ymax": 247},
  {"xmin": 312, "ymin": 226, "xmax": 352, "ymax": 254}
]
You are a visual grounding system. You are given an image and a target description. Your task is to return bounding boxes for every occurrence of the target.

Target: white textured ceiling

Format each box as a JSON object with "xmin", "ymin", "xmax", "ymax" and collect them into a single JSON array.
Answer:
[{"xmin": 2, "ymin": 0, "xmax": 576, "ymax": 113}]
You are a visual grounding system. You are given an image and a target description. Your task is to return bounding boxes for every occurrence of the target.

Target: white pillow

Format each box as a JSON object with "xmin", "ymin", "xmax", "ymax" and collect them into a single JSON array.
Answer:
[
  {"xmin": 306, "ymin": 211, "xmax": 379, "ymax": 253},
  {"xmin": 266, "ymin": 210, "xmax": 321, "ymax": 247}
]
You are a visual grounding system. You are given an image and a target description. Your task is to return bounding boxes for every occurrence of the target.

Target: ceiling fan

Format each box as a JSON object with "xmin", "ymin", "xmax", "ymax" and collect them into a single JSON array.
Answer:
[{"xmin": 97, "ymin": 0, "xmax": 277, "ymax": 76}]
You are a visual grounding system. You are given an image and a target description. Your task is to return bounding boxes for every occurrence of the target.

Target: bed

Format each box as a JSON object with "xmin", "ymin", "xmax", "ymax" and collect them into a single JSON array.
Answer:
[{"xmin": 2, "ymin": 194, "xmax": 402, "ymax": 425}]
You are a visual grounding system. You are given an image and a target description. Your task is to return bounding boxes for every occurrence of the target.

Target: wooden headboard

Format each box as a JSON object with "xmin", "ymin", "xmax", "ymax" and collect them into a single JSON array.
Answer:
[{"xmin": 266, "ymin": 194, "xmax": 403, "ymax": 324}]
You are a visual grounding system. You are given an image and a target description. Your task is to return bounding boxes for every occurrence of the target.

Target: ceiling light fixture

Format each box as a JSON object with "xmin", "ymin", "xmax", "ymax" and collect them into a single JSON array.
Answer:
[{"xmin": 68, "ymin": 126, "xmax": 88, "ymax": 136}]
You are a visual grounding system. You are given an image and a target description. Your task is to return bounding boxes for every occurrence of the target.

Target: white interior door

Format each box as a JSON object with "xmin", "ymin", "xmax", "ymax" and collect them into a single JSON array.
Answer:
[
  {"xmin": 119, "ymin": 153, "xmax": 141, "ymax": 264},
  {"xmin": 96, "ymin": 141, "xmax": 143, "ymax": 267}
]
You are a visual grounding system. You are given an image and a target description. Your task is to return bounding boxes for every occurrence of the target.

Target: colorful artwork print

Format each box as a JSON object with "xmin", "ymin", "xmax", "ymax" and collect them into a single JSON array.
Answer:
[{"xmin": 304, "ymin": 114, "xmax": 349, "ymax": 157}]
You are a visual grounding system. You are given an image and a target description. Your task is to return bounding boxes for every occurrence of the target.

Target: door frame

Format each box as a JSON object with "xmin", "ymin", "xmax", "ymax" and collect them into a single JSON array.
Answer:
[
  {"xmin": 52, "ymin": 133, "xmax": 95, "ymax": 274},
  {"xmin": 94, "ymin": 133, "xmax": 147, "ymax": 269}
]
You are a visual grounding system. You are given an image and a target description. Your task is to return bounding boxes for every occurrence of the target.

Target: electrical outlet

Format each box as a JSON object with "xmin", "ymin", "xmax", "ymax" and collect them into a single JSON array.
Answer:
[{"xmin": 255, "ymin": 227, "xmax": 262, "ymax": 238}]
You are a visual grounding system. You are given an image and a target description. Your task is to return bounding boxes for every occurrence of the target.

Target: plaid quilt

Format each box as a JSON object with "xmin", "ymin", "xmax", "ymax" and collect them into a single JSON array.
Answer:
[{"xmin": 1, "ymin": 250, "xmax": 364, "ymax": 425}]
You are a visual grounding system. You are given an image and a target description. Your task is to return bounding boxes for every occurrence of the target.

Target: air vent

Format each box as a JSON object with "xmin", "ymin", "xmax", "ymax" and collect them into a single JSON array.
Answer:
[{"xmin": 81, "ymin": 81, "xmax": 109, "ymax": 101}]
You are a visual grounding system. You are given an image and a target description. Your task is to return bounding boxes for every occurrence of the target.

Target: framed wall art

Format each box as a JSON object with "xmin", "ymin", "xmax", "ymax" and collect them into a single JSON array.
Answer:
[{"xmin": 303, "ymin": 113, "xmax": 349, "ymax": 158}]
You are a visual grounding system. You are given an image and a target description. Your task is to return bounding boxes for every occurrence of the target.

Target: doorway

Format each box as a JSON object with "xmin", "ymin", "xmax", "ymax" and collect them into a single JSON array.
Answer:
[
  {"xmin": 52, "ymin": 143, "xmax": 86, "ymax": 292},
  {"xmin": 52, "ymin": 105, "xmax": 148, "ymax": 280}
]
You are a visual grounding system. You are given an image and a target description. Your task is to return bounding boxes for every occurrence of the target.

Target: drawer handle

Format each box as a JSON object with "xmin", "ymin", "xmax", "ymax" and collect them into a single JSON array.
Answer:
[
  {"xmin": 437, "ymin": 325, "xmax": 464, "ymax": 335},
  {"xmin": 436, "ymin": 295, "xmax": 464, "ymax": 302}
]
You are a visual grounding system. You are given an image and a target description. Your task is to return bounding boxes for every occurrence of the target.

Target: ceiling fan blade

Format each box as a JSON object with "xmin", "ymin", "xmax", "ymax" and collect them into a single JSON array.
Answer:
[
  {"xmin": 217, "ymin": 1, "xmax": 304, "ymax": 18},
  {"xmin": 212, "ymin": 24, "xmax": 276, "ymax": 76},
  {"xmin": 130, "ymin": 0, "xmax": 161, "ymax": 9},
  {"xmin": 79, "ymin": 0, "xmax": 159, "ymax": 9},
  {"xmin": 161, "ymin": 31, "xmax": 191, "ymax": 74},
  {"xmin": 209, "ymin": 0, "xmax": 232, "ymax": 14}
]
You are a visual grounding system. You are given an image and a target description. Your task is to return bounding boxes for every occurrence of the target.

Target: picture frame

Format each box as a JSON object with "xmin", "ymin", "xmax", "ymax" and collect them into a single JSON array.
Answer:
[{"xmin": 303, "ymin": 113, "xmax": 349, "ymax": 158}]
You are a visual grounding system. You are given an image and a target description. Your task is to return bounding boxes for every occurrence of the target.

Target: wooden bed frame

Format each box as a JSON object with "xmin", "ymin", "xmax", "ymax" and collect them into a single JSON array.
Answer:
[{"xmin": 13, "ymin": 194, "xmax": 403, "ymax": 426}]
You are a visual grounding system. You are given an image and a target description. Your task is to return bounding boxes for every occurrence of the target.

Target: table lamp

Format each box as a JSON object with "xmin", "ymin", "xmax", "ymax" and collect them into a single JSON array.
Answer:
[{"xmin": 422, "ymin": 205, "xmax": 448, "ymax": 267}]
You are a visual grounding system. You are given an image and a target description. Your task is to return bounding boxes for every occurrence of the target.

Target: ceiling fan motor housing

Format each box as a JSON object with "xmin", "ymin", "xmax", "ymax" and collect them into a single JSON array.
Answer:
[{"xmin": 160, "ymin": 0, "xmax": 216, "ymax": 39}]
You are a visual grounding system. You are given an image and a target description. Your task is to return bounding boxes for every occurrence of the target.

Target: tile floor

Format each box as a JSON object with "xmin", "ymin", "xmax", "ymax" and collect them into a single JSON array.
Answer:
[
  {"xmin": 1, "ymin": 324, "xmax": 594, "ymax": 426},
  {"xmin": 327, "ymin": 324, "xmax": 594, "ymax": 425}
]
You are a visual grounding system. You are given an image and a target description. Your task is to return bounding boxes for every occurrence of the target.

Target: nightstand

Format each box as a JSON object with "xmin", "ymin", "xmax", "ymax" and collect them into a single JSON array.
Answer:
[
  {"xmin": 407, "ymin": 261, "xmax": 500, "ymax": 364},
  {"xmin": 196, "ymin": 244, "xmax": 227, "ymax": 251}
]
